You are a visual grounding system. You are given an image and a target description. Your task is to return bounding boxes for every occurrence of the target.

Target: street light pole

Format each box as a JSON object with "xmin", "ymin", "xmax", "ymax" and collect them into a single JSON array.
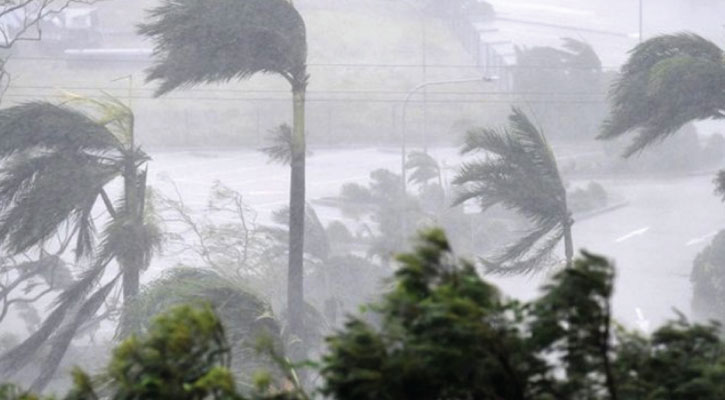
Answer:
[{"xmin": 399, "ymin": 76, "xmax": 497, "ymax": 237}]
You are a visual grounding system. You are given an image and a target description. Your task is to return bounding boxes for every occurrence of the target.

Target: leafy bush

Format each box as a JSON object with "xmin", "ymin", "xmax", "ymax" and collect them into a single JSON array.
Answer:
[
  {"xmin": 5, "ymin": 230, "xmax": 725, "ymax": 399},
  {"xmin": 691, "ymin": 230, "xmax": 725, "ymax": 322}
]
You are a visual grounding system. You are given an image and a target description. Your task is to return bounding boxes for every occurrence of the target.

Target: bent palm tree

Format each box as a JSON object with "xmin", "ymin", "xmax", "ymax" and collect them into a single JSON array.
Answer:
[
  {"xmin": 0, "ymin": 96, "xmax": 160, "ymax": 390},
  {"xmin": 600, "ymin": 33, "xmax": 725, "ymax": 156},
  {"xmin": 139, "ymin": 0, "xmax": 309, "ymax": 340},
  {"xmin": 454, "ymin": 108, "xmax": 572, "ymax": 273}
]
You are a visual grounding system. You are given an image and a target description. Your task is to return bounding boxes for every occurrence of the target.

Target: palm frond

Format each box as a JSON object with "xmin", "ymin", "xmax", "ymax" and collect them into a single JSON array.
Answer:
[
  {"xmin": 714, "ymin": 169, "xmax": 725, "ymax": 202},
  {"xmin": 260, "ymin": 124, "xmax": 293, "ymax": 165},
  {"xmin": 460, "ymin": 126, "xmax": 515, "ymax": 156},
  {"xmin": 95, "ymin": 198, "xmax": 163, "ymax": 278},
  {"xmin": 561, "ymin": 38, "xmax": 601, "ymax": 70},
  {"xmin": 483, "ymin": 226, "xmax": 565, "ymax": 275},
  {"xmin": 270, "ymin": 205, "xmax": 329, "ymax": 261},
  {"xmin": 62, "ymin": 92, "xmax": 135, "ymax": 146},
  {"xmin": 600, "ymin": 33, "xmax": 725, "ymax": 156},
  {"xmin": 0, "ymin": 153, "xmax": 119, "ymax": 256},
  {"xmin": 454, "ymin": 108, "xmax": 569, "ymax": 272},
  {"xmin": 139, "ymin": 0, "xmax": 308, "ymax": 96},
  {"xmin": 405, "ymin": 151, "xmax": 440, "ymax": 186},
  {"xmin": 454, "ymin": 110, "xmax": 566, "ymax": 224},
  {"xmin": 31, "ymin": 276, "xmax": 120, "ymax": 391},
  {"xmin": 508, "ymin": 108, "xmax": 564, "ymax": 191},
  {"xmin": 53, "ymin": 258, "xmax": 111, "ymax": 311},
  {"xmin": 0, "ymin": 102, "xmax": 120, "ymax": 158},
  {"xmin": 0, "ymin": 292, "xmax": 76, "ymax": 376}
]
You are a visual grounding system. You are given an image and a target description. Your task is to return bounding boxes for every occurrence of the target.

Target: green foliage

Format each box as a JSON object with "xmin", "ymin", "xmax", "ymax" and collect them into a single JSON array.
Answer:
[
  {"xmin": 103, "ymin": 304, "xmax": 237, "ymax": 399},
  {"xmin": 120, "ymin": 268, "xmax": 283, "ymax": 384},
  {"xmin": 601, "ymin": 33, "xmax": 725, "ymax": 156},
  {"xmin": 320, "ymin": 229, "xmax": 553, "ymax": 400},
  {"xmin": 321, "ymin": 229, "xmax": 725, "ymax": 400},
  {"xmin": 614, "ymin": 317, "xmax": 725, "ymax": 399},
  {"xmin": 691, "ymin": 230, "xmax": 725, "ymax": 322},
  {"xmin": 0, "ymin": 383, "xmax": 44, "ymax": 400},
  {"xmin": 529, "ymin": 252, "xmax": 617, "ymax": 398},
  {"xmin": 5, "ymin": 232, "xmax": 725, "ymax": 399},
  {"xmin": 454, "ymin": 107, "xmax": 572, "ymax": 273}
]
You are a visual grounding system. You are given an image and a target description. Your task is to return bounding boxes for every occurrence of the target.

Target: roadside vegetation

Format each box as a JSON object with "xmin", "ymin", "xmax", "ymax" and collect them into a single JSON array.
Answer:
[{"xmin": 1, "ymin": 0, "xmax": 725, "ymax": 398}]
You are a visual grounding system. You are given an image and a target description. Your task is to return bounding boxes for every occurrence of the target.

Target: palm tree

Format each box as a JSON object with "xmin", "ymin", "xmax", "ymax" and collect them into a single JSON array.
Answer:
[
  {"xmin": 139, "ymin": 0, "xmax": 309, "ymax": 340},
  {"xmin": 599, "ymin": 33, "xmax": 725, "ymax": 157},
  {"xmin": 0, "ymin": 95, "xmax": 160, "ymax": 390},
  {"xmin": 119, "ymin": 268, "xmax": 283, "ymax": 384},
  {"xmin": 453, "ymin": 108, "xmax": 572, "ymax": 273}
]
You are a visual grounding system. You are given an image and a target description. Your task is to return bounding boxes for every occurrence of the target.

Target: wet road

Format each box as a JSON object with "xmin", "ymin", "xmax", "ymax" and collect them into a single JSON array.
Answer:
[{"xmin": 149, "ymin": 147, "xmax": 725, "ymax": 331}]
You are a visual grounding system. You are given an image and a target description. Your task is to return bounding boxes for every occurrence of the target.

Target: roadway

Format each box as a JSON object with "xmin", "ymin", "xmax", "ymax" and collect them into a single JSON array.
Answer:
[{"xmin": 149, "ymin": 147, "xmax": 725, "ymax": 331}]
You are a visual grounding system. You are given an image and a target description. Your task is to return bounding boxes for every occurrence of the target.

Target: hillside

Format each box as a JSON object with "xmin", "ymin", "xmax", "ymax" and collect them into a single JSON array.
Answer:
[{"xmin": 3, "ymin": 0, "xmax": 505, "ymax": 148}]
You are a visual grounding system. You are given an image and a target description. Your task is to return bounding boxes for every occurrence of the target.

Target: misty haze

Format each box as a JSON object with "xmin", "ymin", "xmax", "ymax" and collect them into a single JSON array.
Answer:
[{"xmin": 0, "ymin": 0, "xmax": 724, "ymax": 398}]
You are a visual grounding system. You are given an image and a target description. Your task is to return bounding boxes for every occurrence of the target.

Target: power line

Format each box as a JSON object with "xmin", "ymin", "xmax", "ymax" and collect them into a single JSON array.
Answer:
[
  {"xmin": 2, "ymin": 54, "xmax": 622, "ymax": 70},
  {"xmin": 0, "ymin": 92, "xmax": 608, "ymax": 104},
  {"xmin": 5, "ymin": 85, "xmax": 608, "ymax": 97}
]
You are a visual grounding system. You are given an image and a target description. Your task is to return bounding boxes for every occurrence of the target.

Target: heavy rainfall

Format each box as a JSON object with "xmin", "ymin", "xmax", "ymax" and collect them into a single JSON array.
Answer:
[{"xmin": 0, "ymin": 0, "xmax": 723, "ymax": 398}]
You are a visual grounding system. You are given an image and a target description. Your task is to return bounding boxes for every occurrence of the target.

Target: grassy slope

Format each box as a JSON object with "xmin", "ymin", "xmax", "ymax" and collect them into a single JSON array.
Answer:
[{"xmin": 3, "ymin": 0, "xmax": 505, "ymax": 148}]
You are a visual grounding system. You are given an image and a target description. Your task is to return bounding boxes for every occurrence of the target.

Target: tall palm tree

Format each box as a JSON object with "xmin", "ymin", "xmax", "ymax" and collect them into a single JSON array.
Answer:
[
  {"xmin": 599, "ymin": 33, "xmax": 725, "ymax": 156},
  {"xmin": 139, "ymin": 0, "xmax": 309, "ymax": 340},
  {"xmin": 0, "ymin": 95, "xmax": 160, "ymax": 390},
  {"xmin": 453, "ymin": 108, "xmax": 572, "ymax": 273}
]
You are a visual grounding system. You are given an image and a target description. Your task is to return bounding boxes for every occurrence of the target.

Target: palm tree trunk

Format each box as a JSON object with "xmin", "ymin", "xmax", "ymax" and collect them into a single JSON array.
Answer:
[
  {"xmin": 287, "ymin": 85, "xmax": 306, "ymax": 345},
  {"xmin": 121, "ymin": 158, "xmax": 141, "ymax": 302},
  {"xmin": 563, "ymin": 217, "xmax": 574, "ymax": 269}
]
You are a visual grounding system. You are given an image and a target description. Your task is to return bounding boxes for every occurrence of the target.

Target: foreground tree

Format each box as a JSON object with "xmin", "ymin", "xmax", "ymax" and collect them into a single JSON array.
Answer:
[
  {"xmin": 0, "ymin": 96, "xmax": 160, "ymax": 390},
  {"xmin": 454, "ymin": 108, "xmax": 573, "ymax": 273},
  {"xmin": 139, "ymin": 0, "xmax": 310, "ymax": 343},
  {"xmin": 6, "ymin": 231, "xmax": 725, "ymax": 399}
]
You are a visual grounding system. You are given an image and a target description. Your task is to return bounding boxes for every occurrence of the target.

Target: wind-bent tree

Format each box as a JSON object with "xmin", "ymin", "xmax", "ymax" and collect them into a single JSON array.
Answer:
[
  {"xmin": 0, "ymin": 95, "xmax": 160, "ymax": 391},
  {"xmin": 600, "ymin": 33, "xmax": 725, "ymax": 156},
  {"xmin": 514, "ymin": 38, "xmax": 609, "ymax": 142},
  {"xmin": 139, "ymin": 0, "xmax": 309, "ymax": 341},
  {"xmin": 454, "ymin": 108, "xmax": 572, "ymax": 273}
]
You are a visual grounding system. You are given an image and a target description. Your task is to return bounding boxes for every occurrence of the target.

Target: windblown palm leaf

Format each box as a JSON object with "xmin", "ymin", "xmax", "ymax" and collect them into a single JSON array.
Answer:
[
  {"xmin": 454, "ymin": 108, "xmax": 571, "ymax": 273},
  {"xmin": 0, "ymin": 96, "xmax": 158, "ymax": 390},
  {"xmin": 600, "ymin": 33, "xmax": 725, "ymax": 156},
  {"xmin": 139, "ymin": 0, "xmax": 308, "ymax": 95},
  {"xmin": 260, "ymin": 124, "xmax": 294, "ymax": 165},
  {"xmin": 266, "ymin": 205, "xmax": 330, "ymax": 262},
  {"xmin": 405, "ymin": 150, "xmax": 441, "ymax": 186},
  {"xmin": 0, "ymin": 103, "xmax": 123, "ymax": 257},
  {"xmin": 715, "ymin": 171, "xmax": 725, "ymax": 203},
  {"xmin": 561, "ymin": 37, "xmax": 602, "ymax": 70}
]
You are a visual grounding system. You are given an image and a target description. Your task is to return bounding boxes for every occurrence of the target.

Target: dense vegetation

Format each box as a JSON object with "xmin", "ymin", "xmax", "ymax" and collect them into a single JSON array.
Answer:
[
  {"xmin": 2, "ymin": 230, "xmax": 725, "ymax": 399},
  {"xmin": 0, "ymin": 0, "xmax": 725, "ymax": 397}
]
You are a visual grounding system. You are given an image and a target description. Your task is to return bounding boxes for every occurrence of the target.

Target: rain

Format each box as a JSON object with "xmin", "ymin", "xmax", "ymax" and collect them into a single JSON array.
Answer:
[{"xmin": 0, "ymin": 0, "xmax": 724, "ymax": 397}]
